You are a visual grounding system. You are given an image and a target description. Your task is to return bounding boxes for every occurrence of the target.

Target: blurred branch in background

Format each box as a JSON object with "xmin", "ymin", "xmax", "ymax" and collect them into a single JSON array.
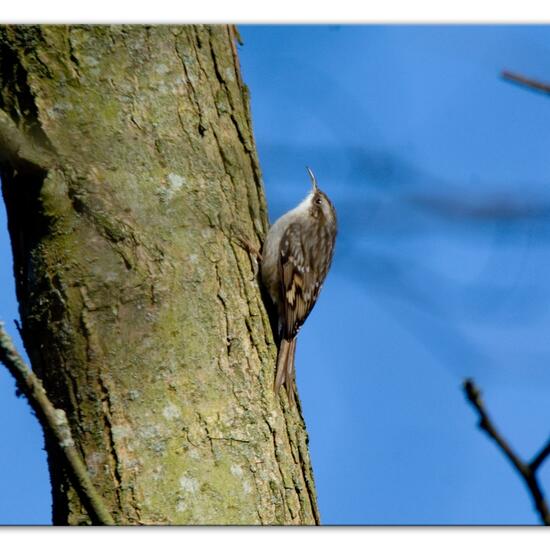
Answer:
[
  {"xmin": 460, "ymin": 68, "xmax": 550, "ymax": 527},
  {"xmin": 463, "ymin": 379, "xmax": 550, "ymax": 525},
  {"xmin": 502, "ymin": 70, "xmax": 550, "ymax": 96}
]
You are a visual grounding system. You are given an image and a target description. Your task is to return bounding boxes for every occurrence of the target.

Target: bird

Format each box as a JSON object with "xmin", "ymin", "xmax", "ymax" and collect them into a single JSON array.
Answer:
[{"xmin": 261, "ymin": 167, "xmax": 337, "ymax": 404}]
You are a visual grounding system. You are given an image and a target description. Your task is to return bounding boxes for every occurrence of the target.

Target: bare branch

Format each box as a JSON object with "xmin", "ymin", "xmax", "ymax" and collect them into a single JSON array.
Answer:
[
  {"xmin": 0, "ymin": 322, "xmax": 115, "ymax": 525},
  {"xmin": 531, "ymin": 438, "xmax": 550, "ymax": 473},
  {"xmin": 463, "ymin": 378, "xmax": 550, "ymax": 526},
  {"xmin": 501, "ymin": 70, "xmax": 550, "ymax": 95},
  {"xmin": 463, "ymin": 379, "xmax": 527, "ymax": 475}
]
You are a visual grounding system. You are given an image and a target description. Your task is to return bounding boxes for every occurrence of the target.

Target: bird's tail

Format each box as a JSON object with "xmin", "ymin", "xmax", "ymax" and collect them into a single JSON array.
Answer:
[{"xmin": 274, "ymin": 337, "xmax": 297, "ymax": 405}]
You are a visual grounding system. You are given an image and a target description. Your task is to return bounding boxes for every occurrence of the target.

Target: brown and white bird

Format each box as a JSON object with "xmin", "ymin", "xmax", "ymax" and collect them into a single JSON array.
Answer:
[{"xmin": 261, "ymin": 168, "xmax": 337, "ymax": 403}]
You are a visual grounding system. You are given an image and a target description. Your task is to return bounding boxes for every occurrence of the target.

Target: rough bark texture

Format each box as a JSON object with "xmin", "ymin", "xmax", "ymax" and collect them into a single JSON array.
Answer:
[{"xmin": 0, "ymin": 25, "xmax": 320, "ymax": 525}]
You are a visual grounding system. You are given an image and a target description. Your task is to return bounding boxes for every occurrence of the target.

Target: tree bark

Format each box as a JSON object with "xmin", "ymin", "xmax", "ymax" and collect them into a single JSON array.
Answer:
[{"xmin": 0, "ymin": 24, "xmax": 320, "ymax": 525}]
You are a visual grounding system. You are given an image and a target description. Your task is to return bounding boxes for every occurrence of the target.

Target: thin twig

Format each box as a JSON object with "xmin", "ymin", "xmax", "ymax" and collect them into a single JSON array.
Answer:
[
  {"xmin": 531, "ymin": 438, "xmax": 550, "ymax": 473},
  {"xmin": 0, "ymin": 322, "xmax": 115, "ymax": 525},
  {"xmin": 463, "ymin": 378, "xmax": 550, "ymax": 526},
  {"xmin": 501, "ymin": 70, "xmax": 550, "ymax": 95}
]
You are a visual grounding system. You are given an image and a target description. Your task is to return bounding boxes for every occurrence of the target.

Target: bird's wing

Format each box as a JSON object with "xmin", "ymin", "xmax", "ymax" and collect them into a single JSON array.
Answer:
[{"xmin": 278, "ymin": 222, "xmax": 322, "ymax": 339}]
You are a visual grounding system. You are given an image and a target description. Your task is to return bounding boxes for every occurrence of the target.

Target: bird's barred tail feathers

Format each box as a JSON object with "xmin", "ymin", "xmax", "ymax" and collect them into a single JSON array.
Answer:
[{"xmin": 274, "ymin": 337, "xmax": 297, "ymax": 406}]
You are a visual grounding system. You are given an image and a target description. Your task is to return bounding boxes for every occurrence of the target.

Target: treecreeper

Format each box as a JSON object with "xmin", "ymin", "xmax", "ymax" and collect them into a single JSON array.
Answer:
[{"xmin": 261, "ymin": 168, "xmax": 337, "ymax": 404}]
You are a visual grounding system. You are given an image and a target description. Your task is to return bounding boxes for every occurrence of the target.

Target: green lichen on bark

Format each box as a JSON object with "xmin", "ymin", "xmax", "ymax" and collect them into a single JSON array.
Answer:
[{"xmin": 0, "ymin": 24, "xmax": 319, "ymax": 525}]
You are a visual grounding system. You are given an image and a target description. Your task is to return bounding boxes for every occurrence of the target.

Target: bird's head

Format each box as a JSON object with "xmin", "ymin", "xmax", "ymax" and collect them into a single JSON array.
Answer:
[{"xmin": 306, "ymin": 167, "xmax": 337, "ymax": 227}]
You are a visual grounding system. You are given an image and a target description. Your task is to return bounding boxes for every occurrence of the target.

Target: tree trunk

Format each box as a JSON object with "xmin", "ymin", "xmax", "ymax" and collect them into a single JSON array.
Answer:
[{"xmin": 0, "ymin": 24, "xmax": 319, "ymax": 525}]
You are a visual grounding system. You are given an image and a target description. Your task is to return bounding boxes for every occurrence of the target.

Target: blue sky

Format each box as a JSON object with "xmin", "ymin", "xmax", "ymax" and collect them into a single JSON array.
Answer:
[{"xmin": 2, "ymin": 25, "xmax": 550, "ymax": 524}]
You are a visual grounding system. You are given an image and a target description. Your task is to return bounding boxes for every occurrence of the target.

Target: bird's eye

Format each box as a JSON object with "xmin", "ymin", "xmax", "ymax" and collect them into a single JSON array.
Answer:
[{"xmin": 315, "ymin": 198, "xmax": 322, "ymax": 205}]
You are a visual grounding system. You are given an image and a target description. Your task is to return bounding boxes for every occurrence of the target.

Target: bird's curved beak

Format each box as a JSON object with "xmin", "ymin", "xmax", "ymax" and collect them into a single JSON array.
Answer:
[{"xmin": 306, "ymin": 166, "xmax": 318, "ymax": 191}]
